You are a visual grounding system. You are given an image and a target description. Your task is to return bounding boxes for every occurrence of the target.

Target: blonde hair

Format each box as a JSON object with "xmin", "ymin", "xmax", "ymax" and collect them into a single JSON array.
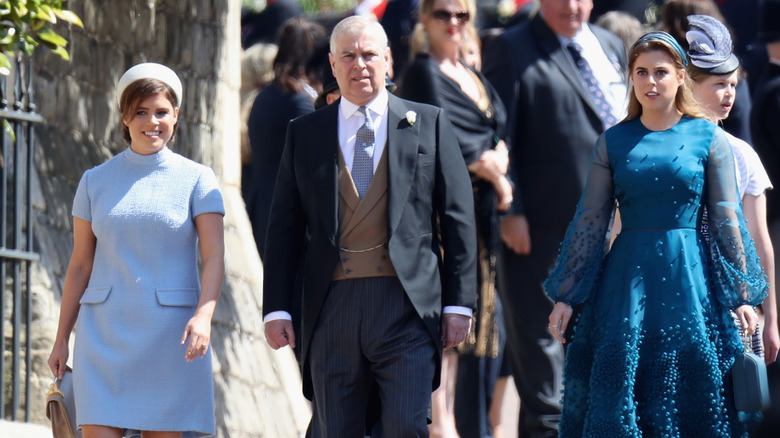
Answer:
[
  {"xmin": 625, "ymin": 40, "xmax": 705, "ymax": 121},
  {"xmin": 410, "ymin": 0, "xmax": 473, "ymax": 58}
]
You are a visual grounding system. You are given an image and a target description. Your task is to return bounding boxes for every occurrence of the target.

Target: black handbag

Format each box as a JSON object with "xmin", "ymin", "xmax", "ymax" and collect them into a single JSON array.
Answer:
[
  {"xmin": 46, "ymin": 367, "xmax": 82, "ymax": 438},
  {"xmin": 732, "ymin": 332, "xmax": 770, "ymax": 412}
]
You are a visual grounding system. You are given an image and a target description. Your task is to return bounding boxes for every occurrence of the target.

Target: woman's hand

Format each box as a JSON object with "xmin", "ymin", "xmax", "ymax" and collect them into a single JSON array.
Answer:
[
  {"xmin": 763, "ymin": 321, "xmax": 780, "ymax": 364},
  {"xmin": 735, "ymin": 305, "xmax": 759, "ymax": 337},
  {"xmin": 48, "ymin": 341, "xmax": 70, "ymax": 379},
  {"xmin": 549, "ymin": 301, "xmax": 573, "ymax": 344},
  {"xmin": 495, "ymin": 175, "xmax": 514, "ymax": 212},
  {"xmin": 182, "ymin": 313, "xmax": 213, "ymax": 362}
]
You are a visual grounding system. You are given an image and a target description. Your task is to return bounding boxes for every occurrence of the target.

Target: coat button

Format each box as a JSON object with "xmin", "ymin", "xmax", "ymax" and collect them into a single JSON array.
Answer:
[
  {"xmin": 345, "ymin": 268, "xmax": 352, "ymax": 275},
  {"xmin": 377, "ymin": 266, "xmax": 383, "ymax": 273}
]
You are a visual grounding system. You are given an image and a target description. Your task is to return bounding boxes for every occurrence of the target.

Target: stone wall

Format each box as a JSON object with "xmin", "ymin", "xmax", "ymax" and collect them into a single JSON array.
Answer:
[{"xmin": 19, "ymin": 0, "xmax": 309, "ymax": 436}]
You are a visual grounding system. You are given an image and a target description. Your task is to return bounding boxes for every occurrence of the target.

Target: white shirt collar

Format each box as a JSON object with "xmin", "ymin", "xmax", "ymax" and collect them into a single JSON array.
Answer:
[
  {"xmin": 557, "ymin": 23, "xmax": 593, "ymax": 48},
  {"xmin": 339, "ymin": 89, "xmax": 389, "ymax": 119}
]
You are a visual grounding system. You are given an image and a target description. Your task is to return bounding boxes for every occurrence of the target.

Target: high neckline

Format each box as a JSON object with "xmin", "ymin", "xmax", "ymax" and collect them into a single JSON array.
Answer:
[{"xmin": 123, "ymin": 146, "xmax": 172, "ymax": 165}]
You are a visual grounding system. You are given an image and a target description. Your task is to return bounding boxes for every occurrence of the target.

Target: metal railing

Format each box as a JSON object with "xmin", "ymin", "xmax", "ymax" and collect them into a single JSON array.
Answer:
[{"xmin": 0, "ymin": 53, "xmax": 43, "ymax": 422}]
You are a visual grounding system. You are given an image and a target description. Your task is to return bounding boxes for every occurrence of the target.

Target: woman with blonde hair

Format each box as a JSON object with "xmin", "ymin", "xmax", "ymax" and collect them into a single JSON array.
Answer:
[{"xmin": 400, "ymin": 0, "xmax": 510, "ymax": 436}]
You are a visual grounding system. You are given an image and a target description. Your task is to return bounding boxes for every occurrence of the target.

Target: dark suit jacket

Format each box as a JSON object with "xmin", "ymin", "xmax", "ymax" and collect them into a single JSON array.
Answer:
[
  {"xmin": 262, "ymin": 93, "xmax": 478, "ymax": 398},
  {"xmin": 483, "ymin": 16, "xmax": 626, "ymax": 231},
  {"xmin": 246, "ymin": 84, "xmax": 314, "ymax": 259},
  {"xmin": 750, "ymin": 62, "xmax": 780, "ymax": 223}
]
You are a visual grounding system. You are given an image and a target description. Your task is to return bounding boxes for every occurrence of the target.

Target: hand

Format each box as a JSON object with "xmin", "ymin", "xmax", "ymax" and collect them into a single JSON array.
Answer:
[
  {"xmin": 501, "ymin": 214, "xmax": 531, "ymax": 255},
  {"xmin": 441, "ymin": 313, "xmax": 472, "ymax": 350},
  {"xmin": 468, "ymin": 150, "xmax": 507, "ymax": 182},
  {"xmin": 734, "ymin": 305, "xmax": 759, "ymax": 337},
  {"xmin": 763, "ymin": 320, "xmax": 779, "ymax": 364},
  {"xmin": 494, "ymin": 175, "xmax": 513, "ymax": 212},
  {"xmin": 548, "ymin": 302, "xmax": 573, "ymax": 344},
  {"xmin": 265, "ymin": 319, "xmax": 296, "ymax": 349},
  {"xmin": 48, "ymin": 341, "xmax": 70, "ymax": 379},
  {"xmin": 181, "ymin": 313, "xmax": 213, "ymax": 362}
]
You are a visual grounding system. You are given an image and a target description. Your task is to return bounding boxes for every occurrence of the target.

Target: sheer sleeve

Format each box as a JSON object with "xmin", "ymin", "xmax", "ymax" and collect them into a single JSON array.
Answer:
[
  {"xmin": 706, "ymin": 128, "xmax": 768, "ymax": 308},
  {"xmin": 544, "ymin": 134, "xmax": 615, "ymax": 305}
]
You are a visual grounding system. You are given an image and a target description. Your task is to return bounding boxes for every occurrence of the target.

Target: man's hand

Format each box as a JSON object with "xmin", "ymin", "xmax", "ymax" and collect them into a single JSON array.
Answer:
[
  {"xmin": 265, "ymin": 319, "xmax": 296, "ymax": 349},
  {"xmin": 441, "ymin": 313, "xmax": 472, "ymax": 349},
  {"xmin": 501, "ymin": 214, "xmax": 531, "ymax": 255}
]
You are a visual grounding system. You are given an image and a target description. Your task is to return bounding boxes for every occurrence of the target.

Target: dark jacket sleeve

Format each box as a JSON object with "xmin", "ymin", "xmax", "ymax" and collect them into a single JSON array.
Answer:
[{"xmin": 261, "ymin": 119, "xmax": 307, "ymax": 316}]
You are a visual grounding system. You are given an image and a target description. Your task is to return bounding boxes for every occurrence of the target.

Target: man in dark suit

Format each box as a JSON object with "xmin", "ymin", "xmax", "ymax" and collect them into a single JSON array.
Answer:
[
  {"xmin": 750, "ymin": 4, "xmax": 780, "ymax": 433},
  {"xmin": 262, "ymin": 15, "xmax": 477, "ymax": 436},
  {"xmin": 482, "ymin": 1, "xmax": 627, "ymax": 436}
]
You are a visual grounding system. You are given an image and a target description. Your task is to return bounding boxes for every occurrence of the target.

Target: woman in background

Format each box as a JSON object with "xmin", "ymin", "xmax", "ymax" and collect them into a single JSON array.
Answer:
[
  {"xmin": 400, "ymin": 0, "xmax": 510, "ymax": 436},
  {"xmin": 245, "ymin": 17, "xmax": 324, "ymax": 261}
]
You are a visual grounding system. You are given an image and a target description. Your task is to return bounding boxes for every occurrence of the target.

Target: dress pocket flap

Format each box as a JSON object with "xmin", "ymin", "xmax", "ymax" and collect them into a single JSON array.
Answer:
[
  {"xmin": 155, "ymin": 289, "xmax": 198, "ymax": 307},
  {"xmin": 79, "ymin": 287, "xmax": 112, "ymax": 304}
]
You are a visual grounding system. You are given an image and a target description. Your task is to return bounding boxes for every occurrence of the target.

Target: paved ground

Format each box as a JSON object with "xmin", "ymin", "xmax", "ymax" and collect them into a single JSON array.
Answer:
[
  {"xmin": 498, "ymin": 377, "xmax": 520, "ymax": 438},
  {"xmin": 0, "ymin": 419, "xmax": 52, "ymax": 438},
  {"xmin": 2, "ymin": 380, "xmax": 522, "ymax": 438}
]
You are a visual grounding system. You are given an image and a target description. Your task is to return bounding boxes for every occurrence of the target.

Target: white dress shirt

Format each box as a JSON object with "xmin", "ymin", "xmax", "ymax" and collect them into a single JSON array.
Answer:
[{"xmin": 559, "ymin": 23, "xmax": 628, "ymax": 120}]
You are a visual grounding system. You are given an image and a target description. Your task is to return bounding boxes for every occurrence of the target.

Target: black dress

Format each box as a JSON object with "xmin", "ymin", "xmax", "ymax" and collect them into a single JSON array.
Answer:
[{"xmin": 400, "ymin": 53, "xmax": 508, "ymax": 437}]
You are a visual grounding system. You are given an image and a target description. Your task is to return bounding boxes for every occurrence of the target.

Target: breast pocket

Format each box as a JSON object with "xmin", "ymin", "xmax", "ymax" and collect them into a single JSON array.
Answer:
[
  {"xmin": 412, "ymin": 153, "xmax": 436, "ymax": 207},
  {"xmin": 155, "ymin": 289, "xmax": 199, "ymax": 307},
  {"xmin": 79, "ymin": 287, "xmax": 112, "ymax": 304}
]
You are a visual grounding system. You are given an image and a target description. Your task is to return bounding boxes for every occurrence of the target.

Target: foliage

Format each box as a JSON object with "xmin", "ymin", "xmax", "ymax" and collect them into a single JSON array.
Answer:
[
  {"xmin": 298, "ymin": 0, "xmax": 354, "ymax": 13},
  {"xmin": 0, "ymin": 0, "xmax": 83, "ymax": 75}
]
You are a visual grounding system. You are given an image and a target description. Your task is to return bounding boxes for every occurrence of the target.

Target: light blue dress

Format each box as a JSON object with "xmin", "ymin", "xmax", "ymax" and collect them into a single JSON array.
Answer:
[
  {"xmin": 544, "ymin": 117, "xmax": 767, "ymax": 437},
  {"xmin": 71, "ymin": 146, "xmax": 224, "ymax": 437}
]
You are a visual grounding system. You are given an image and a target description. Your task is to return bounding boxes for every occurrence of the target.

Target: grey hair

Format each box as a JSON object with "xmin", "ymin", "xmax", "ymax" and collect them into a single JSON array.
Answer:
[{"xmin": 329, "ymin": 15, "xmax": 389, "ymax": 55}]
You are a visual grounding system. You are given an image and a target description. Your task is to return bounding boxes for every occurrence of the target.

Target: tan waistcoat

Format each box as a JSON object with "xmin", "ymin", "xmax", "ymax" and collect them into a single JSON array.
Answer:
[{"xmin": 332, "ymin": 147, "xmax": 398, "ymax": 281}]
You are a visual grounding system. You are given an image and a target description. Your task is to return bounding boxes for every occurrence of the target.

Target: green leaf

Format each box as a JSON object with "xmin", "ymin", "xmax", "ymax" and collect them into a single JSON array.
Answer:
[
  {"xmin": 35, "ymin": 4, "xmax": 57, "ymax": 23},
  {"xmin": 48, "ymin": 43, "xmax": 68, "ymax": 60},
  {"xmin": 36, "ymin": 27, "xmax": 66, "ymax": 47},
  {"xmin": 2, "ymin": 119, "xmax": 15, "ymax": 143},
  {"xmin": 0, "ymin": 52, "xmax": 12, "ymax": 75},
  {"xmin": 54, "ymin": 9, "xmax": 82, "ymax": 27}
]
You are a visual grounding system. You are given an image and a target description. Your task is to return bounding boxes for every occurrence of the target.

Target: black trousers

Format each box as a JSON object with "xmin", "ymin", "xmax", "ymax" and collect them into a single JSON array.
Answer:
[
  {"xmin": 308, "ymin": 277, "xmax": 436, "ymax": 438},
  {"xmin": 498, "ymin": 228, "xmax": 565, "ymax": 438}
]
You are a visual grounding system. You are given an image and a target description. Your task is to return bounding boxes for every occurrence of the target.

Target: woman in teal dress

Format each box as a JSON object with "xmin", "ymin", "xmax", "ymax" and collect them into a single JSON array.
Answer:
[{"xmin": 545, "ymin": 32, "xmax": 768, "ymax": 437}]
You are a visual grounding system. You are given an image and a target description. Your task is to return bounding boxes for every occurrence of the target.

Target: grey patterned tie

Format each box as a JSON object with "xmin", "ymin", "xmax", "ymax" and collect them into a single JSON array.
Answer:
[
  {"xmin": 353, "ymin": 106, "xmax": 375, "ymax": 198},
  {"xmin": 567, "ymin": 42, "xmax": 618, "ymax": 130}
]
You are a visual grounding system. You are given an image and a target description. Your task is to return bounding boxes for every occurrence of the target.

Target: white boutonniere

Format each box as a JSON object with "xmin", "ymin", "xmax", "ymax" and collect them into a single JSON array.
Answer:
[{"xmin": 405, "ymin": 111, "xmax": 417, "ymax": 126}]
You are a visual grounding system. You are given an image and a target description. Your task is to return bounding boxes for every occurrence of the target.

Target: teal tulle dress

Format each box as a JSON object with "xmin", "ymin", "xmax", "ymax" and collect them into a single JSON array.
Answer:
[{"xmin": 544, "ymin": 116, "xmax": 768, "ymax": 437}]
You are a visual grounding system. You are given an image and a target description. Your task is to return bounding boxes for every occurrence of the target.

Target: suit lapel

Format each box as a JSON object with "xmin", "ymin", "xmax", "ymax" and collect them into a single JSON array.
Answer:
[
  {"xmin": 386, "ymin": 94, "xmax": 419, "ymax": 235},
  {"xmin": 534, "ymin": 17, "xmax": 602, "ymax": 119},
  {"xmin": 310, "ymin": 104, "xmax": 340, "ymax": 245}
]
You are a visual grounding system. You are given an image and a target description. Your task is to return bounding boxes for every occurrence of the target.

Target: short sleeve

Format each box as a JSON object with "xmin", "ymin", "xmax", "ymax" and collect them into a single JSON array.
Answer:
[
  {"xmin": 192, "ymin": 167, "xmax": 225, "ymax": 217},
  {"xmin": 72, "ymin": 170, "xmax": 92, "ymax": 222},
  {"xmin": 728, "ymin": 132, "xmax": 773, "ymax": 197},
  {"xmin": 706, "ymin": 128, "xmax": 768, "ymax": 308}
]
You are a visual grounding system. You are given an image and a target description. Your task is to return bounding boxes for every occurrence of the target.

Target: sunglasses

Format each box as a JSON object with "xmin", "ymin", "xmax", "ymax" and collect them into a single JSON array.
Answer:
[{"xmin": 431, "ymin": 10, "xmax": 470, "ymax": 23}]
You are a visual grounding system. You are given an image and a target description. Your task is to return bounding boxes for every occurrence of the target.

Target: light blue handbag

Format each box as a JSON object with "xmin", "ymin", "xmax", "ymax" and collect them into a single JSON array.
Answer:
[{"xmin": 732, "ymin": 332, "xmax": 770, "ymax": 412}]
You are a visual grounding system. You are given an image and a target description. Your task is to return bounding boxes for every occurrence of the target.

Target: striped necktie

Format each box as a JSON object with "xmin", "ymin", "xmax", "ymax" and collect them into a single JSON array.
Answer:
[{"xmin": 567, "ymin": 42, "xmax": 618, "ymax": 130}]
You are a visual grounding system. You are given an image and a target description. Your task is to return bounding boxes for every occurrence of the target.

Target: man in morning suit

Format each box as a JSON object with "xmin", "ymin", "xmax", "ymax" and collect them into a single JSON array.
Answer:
[
  {"xmin": 482, "ymin": 1, "xmax": 627, "ymax": 436},
  {"xmin": 262, "ymin": 16, "xmax": 478, "ymax": 437}
]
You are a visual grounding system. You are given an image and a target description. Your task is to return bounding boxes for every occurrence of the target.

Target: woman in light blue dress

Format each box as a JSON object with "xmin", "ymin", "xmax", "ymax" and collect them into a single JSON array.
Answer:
[
  {"xmin": 48, "ymin": 63, "xmax": 225, "ymax": 438},
  {"xmin": 545, "ymin": 32, "xmax": 767, "ymax": 437}
]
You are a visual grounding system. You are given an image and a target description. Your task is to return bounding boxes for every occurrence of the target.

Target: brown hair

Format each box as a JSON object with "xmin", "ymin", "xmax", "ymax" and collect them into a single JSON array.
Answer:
[
  {"xmin": 119, "ymin": 78, "xmax": 179, "ymax": 145},
  {"xmin": 625, "ymin": 39, "xmax": 704, "ymax": 120},
  {"xmin": 658, "ymin": 0, "xmax": 727, "ymax": 50},
  {"xmin": 273, "ymin": 17, "xmax": 325, "ymax": 95},
  {"xmin": 687, "ymin": 63, "xmax": 743, "ymax": 83}
]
